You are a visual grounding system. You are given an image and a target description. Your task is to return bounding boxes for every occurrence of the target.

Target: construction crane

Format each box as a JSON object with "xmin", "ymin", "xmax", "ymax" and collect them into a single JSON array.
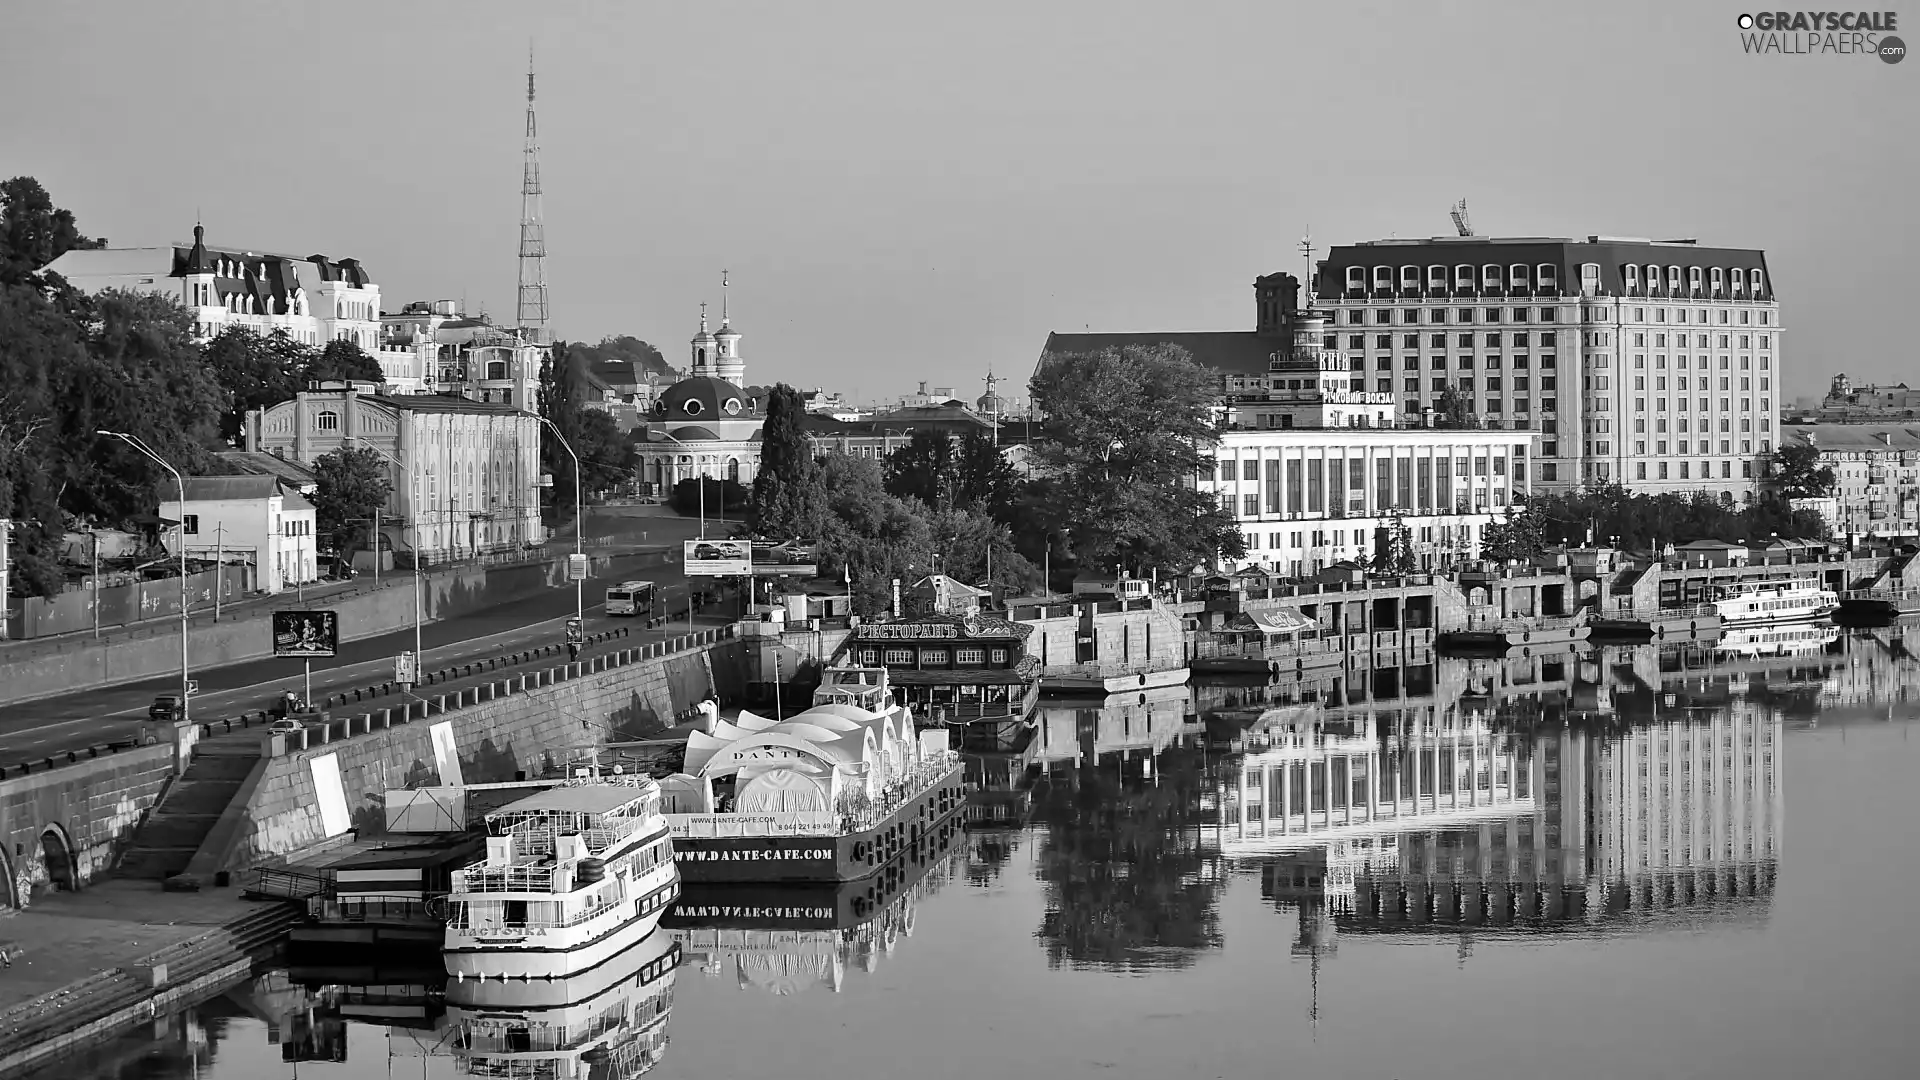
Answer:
[{"xmin": 1449, "ymin": 199, "xmax": 1474, "ymax": 237}]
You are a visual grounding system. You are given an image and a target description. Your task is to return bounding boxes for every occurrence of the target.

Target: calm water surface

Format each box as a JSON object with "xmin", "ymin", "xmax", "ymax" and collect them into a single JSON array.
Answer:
[{"xmin": 36, "ymin": 630, "xmax": 1920, "ymax": 1080}]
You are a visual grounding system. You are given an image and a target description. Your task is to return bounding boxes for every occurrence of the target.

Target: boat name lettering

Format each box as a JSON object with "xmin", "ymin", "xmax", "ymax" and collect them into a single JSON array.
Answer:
[
  {"xmin": 676, "ymin": 905, "xmax": 834, "ymax": 918},
  {"xmin": 673, "ymin": 848, "xmax": 834, "ymax": 861}
]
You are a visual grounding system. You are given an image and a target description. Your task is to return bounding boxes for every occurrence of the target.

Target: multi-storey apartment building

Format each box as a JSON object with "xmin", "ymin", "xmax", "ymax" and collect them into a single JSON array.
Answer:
[
  {"xmin": 1780, "ymin": 424, "xmax": 1920, "ymax": 539},
  {"xmin": 46, "ymin": 225, "xmax": 436, "ymax": 392},
  {"xmin": 1202, "ymin": 310, "xmax": 1531, "ymax": 574},
  {"xmin": 1313, "ymin": 236, "xmax": 1781, "ymax": 500}
]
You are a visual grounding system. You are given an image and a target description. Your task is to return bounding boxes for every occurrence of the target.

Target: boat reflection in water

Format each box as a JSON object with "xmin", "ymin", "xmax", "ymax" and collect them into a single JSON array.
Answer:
[
  {"xmin": 437, "ymin": 928, "xmax": 679, "ymax": 1079},
  {"xmin": 666, "ymin": 809, "xmax": 966, "ymax": 994}
]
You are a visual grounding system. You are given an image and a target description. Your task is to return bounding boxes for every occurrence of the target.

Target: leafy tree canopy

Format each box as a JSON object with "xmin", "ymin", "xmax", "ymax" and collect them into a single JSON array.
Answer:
[
  {"xmin": 749, "ymin": 384, "xmax": 818, "ymax": 539},
  {"xmin": 306, "ymin": 337, "xmax": 384, "ymax": 384},
  {"xmin": 568, "ymin": 335, "xmax": 672, "ymax": 381},
  {"xmin": 1481, "ymin": 482, "xmax": 1829, "ymax": 562},
  {"xmin": 1771, "ymin": 441, "xmax": 1837, "ymax": 498},
  {"xmin": 311, "ymin": 445, "xmax": 394, "ymax": 554},
  {"xmin": 202, "ymin": 327, "xmax": 312, "ymax": 445},
  {"xmin": 0, "ymin": 176, "xmax": 105, "ymax": 287},
  {"xmin": 1028, "ymin": 343, "xmax": 1246, "ymax": 577}
]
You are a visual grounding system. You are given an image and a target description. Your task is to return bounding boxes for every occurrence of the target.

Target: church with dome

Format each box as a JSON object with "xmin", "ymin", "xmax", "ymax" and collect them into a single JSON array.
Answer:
[{"xmin": 636, "ymin": 302, "xmax": 765, "ymax": 493}]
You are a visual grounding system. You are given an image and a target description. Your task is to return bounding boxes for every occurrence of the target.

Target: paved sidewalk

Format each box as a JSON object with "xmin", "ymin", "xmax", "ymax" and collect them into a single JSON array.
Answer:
[{"xmin": 0, "ymin": 880, "xmax": 259, "ymax": 1019}]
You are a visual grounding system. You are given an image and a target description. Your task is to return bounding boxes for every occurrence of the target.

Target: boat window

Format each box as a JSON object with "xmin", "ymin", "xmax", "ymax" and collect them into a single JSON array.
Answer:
[{"xmin": 504, "ymin": 900, "xmax": 527, "ymax": 926}]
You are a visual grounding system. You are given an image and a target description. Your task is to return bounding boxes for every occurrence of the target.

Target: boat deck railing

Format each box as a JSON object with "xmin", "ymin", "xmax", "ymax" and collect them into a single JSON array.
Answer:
[
  {"xmin": 453, "ymin": 862, "xmax": 559, "ymax": 894},
  {"xmin": 838, "ymin": 752, "xmax": 962, "ymax": 834}
]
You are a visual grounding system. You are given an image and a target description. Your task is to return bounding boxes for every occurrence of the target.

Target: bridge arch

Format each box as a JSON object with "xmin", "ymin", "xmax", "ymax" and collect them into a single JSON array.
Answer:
[{"xmin": 39, "ymin": 824, "xmax": 77, "ymax": 894}]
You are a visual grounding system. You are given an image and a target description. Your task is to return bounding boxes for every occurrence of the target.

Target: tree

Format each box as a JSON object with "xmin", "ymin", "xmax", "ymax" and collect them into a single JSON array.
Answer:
[
  {"xmin": 883, "ymin": 430, "xmax": 957, "ymax": 510},
  {"xmin": 305, "ymin": 338, "xmax": 384, "ymax": 384},
  {"xmin": 1479, "ymin": 501, "xmax": 1550, "ymax": 564},
  {"xmin": 669, "ymin": 477, "xmax": 748, "ymax": 515},
  {"xmin": 1028, "ymin": 343, "xmax": 1246, "ymax": 577},
  {"xmin": 59, "ymin": 290, "xmax": 223, "ymax": 525},
  {"xmin": 1771, "ymin": 442, "xmax": 1836, "ymax": 498},
  {"xmin": 576, "ymin": 409, "xmax": 637, "ymax": 496},
  {"xmin": 311, "ymin": 446, "xmax": 393, "ymax": 554},
  {"xmin": 925, "ymin": 504, "xmax": 1042, "ymax": 595},
  {"xmin": 748, "ymin": 384, "xmax": 820, "ymax": 539},
  {"xmin": 202, "ymin": 327, "xmax": 312, "ymax": 445},
  {"xmin": 1371, "ymin": 510, "xmax": 1418, "ymax": 574},
  {"xmin": 567, "ymin": 335, "xmax": 672, "ymax": 381},
  {"xmin": 0, "ymin": 280, "xmax": 82, "ymax": 596},
  {"xmin": 954, "ymin": 432, "xmax": 1021, "ymax": 522},
  {"xmin": 537, "ymin": 341, "xmax": 586, "ymax": 526},
  {"xmin": 1434, "ymin": 384, "xmax": 1471, "ymax": 428},
  {"xmin": 0, "ymin": 176, "xmax": 105, "ymax": 287}
]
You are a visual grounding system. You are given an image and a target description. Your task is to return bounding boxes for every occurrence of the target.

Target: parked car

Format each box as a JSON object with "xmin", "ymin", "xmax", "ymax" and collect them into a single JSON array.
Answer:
[
  {"xmin": 148, "ymin": 695, "xmax": 184, "ymax": 722},
  {"xmin": 268, "ymin": 717, "xmax": 305, "ymax": 735}
]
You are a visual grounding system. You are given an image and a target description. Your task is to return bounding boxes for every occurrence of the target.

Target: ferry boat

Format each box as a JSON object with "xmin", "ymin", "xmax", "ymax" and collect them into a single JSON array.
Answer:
[
  {"xmin": 442, "ymin": 780, "xmax": 680, "ymax": 981},
  {"xmin": 657, "ymin": 679, "xmax": 968, "ymax": 884},
  {"xmin": 444, "ymin": 929, "xmax": 677, "ymax": 1078},
  {"xmin": 1709, "ymin": 577, "xmax": 1838, "ymax": 627}
]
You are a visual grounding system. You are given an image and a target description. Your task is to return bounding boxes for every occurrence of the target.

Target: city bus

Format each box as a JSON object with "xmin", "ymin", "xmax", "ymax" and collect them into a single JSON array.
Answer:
[{"xmin": 605, "ymin": 580, "xmax": 658, "ymax": 618}]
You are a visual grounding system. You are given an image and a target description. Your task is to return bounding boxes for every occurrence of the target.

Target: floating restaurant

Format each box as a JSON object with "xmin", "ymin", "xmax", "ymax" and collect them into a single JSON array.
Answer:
[{"xmin": 839, "ymin": 611, "xmax": 1041, "ymax": 735}]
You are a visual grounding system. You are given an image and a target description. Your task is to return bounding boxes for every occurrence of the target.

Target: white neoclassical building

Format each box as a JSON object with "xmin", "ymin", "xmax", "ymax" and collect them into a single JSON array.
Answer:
[
  {"xmin": 47, "ymin": 224, "xmax": 441, "ymax": 393},
  {"xmin": 1200, "ymin": 309, "xmax": 1534, "ymax": 575},
  {"xmin": 635, "ymin": 306, "xmax": 765, "ymax": 493},
  {"xmin": 243, "ymin": 386, "xmax": 544, "ymax": 563},
  {"xmin": 161, "ymin": 475, "xmax": 318, "ymax": 593}
]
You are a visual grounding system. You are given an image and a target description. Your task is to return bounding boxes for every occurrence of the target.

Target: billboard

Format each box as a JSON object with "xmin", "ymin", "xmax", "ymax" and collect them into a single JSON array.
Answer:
[
  {"xmin": 273, "ymin": 609, "xmax": 339, "ymax": 658},
  {"xmin": 749, "ymin": 539, "xmax": 819, "ymax": 577},
  {"xmin": 684, "ymin": 539, "xmax": 751, "ymax": 576}
]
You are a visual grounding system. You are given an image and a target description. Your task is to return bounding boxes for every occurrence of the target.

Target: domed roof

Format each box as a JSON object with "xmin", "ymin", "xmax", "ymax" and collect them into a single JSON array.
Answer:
[
  {"xmin": 672, "ymin": 425, "xmax": 720, "ymax": 440},
  {"xmin": 691, "ymin": 328, "xmax": 716, "ymax": 344},
  {"xmin": 976, "ymin": 390, "xmax": 1005, "ymax": 412},
  {"xmin": 715, "ymin": 321, "xmax": 740, "ymax": 336},
  {"xmin": 659, "ymin": 375, "xmax": 750, "ymax": 423}
]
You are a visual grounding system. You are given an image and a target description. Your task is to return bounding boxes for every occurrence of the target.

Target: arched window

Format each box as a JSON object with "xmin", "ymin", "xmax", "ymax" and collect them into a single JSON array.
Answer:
[
  {"xmin": 315, "ymin": 411, "xmax": 341, "ymax": 431},
  {"xmin": 728, "ymin": 458, "xmax": 740, "ymax": 482},
  {"xmin": 684, "ymin": 398, "xmax": 704, "ymax": 416}
]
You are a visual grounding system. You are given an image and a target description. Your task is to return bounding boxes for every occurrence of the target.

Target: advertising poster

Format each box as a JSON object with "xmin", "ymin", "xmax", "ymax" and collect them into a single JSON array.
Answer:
[
  {"xmin": 273, "ymin": 610, "xmax": 339, "ymax": 658},
  {"xmin": 684, "ymin": 539, "xmax": 751, "ymax": 576},
  {"xmin": 749, "ymin": 539, "xmax": 820, "ymax": 577}
]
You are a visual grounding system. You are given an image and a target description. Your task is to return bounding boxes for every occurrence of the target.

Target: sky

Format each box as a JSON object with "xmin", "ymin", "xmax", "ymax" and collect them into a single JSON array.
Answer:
[{"xmin": 3, "ymin": 1, "xmax": 1911, "ymax": 406}]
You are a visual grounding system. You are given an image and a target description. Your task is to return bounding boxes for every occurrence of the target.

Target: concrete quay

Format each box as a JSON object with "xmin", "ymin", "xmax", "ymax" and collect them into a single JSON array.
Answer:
[{"xmin": 0, "ymin": 880, "xmax": 297, "ymax": 1077}]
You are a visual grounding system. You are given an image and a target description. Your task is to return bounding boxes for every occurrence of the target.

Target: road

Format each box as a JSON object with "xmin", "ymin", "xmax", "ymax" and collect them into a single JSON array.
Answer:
[{"xmin": 0, "ymin": 550, "xmax": 744, "ymax": 764}]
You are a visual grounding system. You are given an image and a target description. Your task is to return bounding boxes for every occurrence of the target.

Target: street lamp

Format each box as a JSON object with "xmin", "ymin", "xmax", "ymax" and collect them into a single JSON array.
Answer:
[
  {"xmin": 100, "ymin": 431, "xmax": 190, "ymax": 724},
  {"xmin": 349, "ymin": 438, "xmax": 423, "ymax": 675},
  {"xmin": 536, "ymin": 416, "xmax": 585, "ymax": 625}
]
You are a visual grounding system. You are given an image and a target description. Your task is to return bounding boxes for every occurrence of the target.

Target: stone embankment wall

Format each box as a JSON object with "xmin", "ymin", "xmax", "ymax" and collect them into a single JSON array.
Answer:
[
  {"xmin": 0, "ymin": 549, "xmax": 658, "ymax": 706},
  {"xmin": 221, "ymin": 636, "xmax": 745, "ymax": 870},
  {"xmin": 0, "ymin": 745, "xmax": 174, "ymax": 908}
]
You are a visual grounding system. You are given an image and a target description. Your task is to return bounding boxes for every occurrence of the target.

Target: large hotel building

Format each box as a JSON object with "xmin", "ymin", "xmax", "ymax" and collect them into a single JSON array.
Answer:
[{"xmin": 1312, "ymin": 236, "xmax": 1782, "ymax": 498}]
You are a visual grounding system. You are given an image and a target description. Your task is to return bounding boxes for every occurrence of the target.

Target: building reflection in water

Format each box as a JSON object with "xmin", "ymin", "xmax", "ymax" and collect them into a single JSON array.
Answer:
[
  {"xmin": 978, "ymin": 628, "xmax": 1920, "ymax": 978},
  {"xmin": 668, "ymin": 814, "xmax": 967, "ymax": 996}
]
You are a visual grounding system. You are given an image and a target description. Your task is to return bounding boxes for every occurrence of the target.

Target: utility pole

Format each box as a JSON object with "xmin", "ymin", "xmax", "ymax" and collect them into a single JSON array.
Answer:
[
  {"xmin": 212, "ymin": 524, "xmax": 226, "ymax": 619},
  {"xmin": 536, "ymin": 415, "xmax": 584, "ymax": 626},
  {"xmin": 0, "ymin": 517, "xmax": 11, "ymax": 641},
  {"xmin": 91, "ymin": 528, "xmax": 100, "ymax": 639}
]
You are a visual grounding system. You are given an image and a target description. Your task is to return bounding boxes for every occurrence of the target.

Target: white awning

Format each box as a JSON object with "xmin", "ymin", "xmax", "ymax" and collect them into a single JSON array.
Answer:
[{"xmin": 1245, "ymin": 609, "xmax": 1317, "ymax": 635}]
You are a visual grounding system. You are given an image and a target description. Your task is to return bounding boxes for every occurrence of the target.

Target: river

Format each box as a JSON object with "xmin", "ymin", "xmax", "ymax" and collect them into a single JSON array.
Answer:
[{"xmin": 24, "ymin": 626, "xmax": 1920, "ymax": 1080}]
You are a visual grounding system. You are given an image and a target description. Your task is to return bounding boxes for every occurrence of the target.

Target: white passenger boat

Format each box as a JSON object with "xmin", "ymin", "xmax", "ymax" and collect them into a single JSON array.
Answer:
[
  {"xmin": 1708, "ymin": 578, "xmax": 1838, "ymax": 627},
  {"xmin": 443, "ymin": 779, "xmax": 680, "ymax": 981},
  {"xmin": 1715, "ymin": 623, "xmax": 1840, "ymax": 658}
]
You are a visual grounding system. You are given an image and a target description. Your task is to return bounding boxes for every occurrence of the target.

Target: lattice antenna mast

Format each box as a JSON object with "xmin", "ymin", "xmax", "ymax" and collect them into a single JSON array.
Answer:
[{"xmin": 516, "ymin": 46, "xmax": 550, "ymax": 344}]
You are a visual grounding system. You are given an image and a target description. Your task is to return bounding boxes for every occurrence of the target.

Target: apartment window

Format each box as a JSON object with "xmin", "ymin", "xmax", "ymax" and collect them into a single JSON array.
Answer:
[
  {"xmin": 1376, "ymin": 334, "xmax": 1392, "ymax": 349},
  {"xmin": 1404, "ymin": 378, "xmax": 1419, "ymax": 392},
  {"xmin": 1377, "ymin": 379, "xmax": 1391, "ymax": 393},
  {"xmin": 1657, "ymin": 441, "xmax": 1669, "ymax": 454},
  {"xmin": 1243, "ymin": 459, "xmax": 1258, "ymax": 480},
  {"xmin": 1376, "ymin": 356, "xmax": 1392, "ymax": 370},
  {"xmin": 1541, "ymin": 463, "xmax": 1557, "ymax": 481},
  {"xmin": 1457, "ymin": 333, "xmax": 1474, "ymax": 347},
  {"xmin": 1458, "ymin": 356, "xmax": 1474, "ymax": 370},
  {"xmin": 314, "ymin": 411, "xmax": 341, "ymax": 431},
  {"xmin": 1431, "ymin": 356, "xmax": 1447, "ymax": 369},
  {"xmin": 1636, "ymin": 440, "xmax": 1647, "ymax": 454},
  {"xmin": 1375, "ymin": 309, "xmax": 1394, "ymax": 324},
  {"xmin": 1432, "ymin": 377, "xmax": 1448, "ymax": 392},
  {"xmin": 1430, "ymin": 333, "xmax": 1447, "ymax": 348},
  {"xmin": 1659, "ymin": 462, "xmax": 1669, "ymax": 479},
  {"xmin": 1348, "ymin": 334, "xmax": 1364, "ymax": 349},
  {"xmin": 1430, "ymin": 309, "xmax": 1448, "ymax": 323},
  {"xmin": 1242, "ymin": 494, "xmax": 1258, "ymax": 516},
  {"xmin": 1460, "ymin": 377, "xmax": 1475, "ymax": 392},
  {"xmin": 1403, "ymin": 334, "xmax": 1420, "ymax": 349},
  {"xmin": 1541, "ymin": 376, "xmax": 1556, "ymax": 390},
  {"xmin": 1457, "ymin": 308, "xmax": 1475, "ymax": 323},
  {"xmin": 182, "ymin": 514, "xmax": 200, "ymax": 535},
  {"xmin": 1404, "ymin": 356, "xmax": 1419, "ymax": 370},
  {"xmin": 1488, "ymin": 377, "xmax": 1503, "ymax": 392},
  {"xmin": 1515, "ymin": 376, "xmax": 1531, "ymax": 391},
  {"xmin": 1403, "ymin": 308, "xmax": 1421, "ymax": 324},
  {"xmin": 1680, "ymin": 462, "xmax": 1690, "ymax": 479}
]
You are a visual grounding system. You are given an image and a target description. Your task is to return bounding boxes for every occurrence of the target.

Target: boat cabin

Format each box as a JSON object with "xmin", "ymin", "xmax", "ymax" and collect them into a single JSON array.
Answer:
[{"xmin": 841, "ymin": 613, "xmax": 1039, "ymax": 723}]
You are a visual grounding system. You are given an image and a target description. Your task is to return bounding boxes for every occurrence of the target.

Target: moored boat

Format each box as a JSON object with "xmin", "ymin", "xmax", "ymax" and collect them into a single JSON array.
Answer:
[
  {"xmin": 658, "ymin": 690, "xmax": 968, "ymax": 884},
  {"xmin": 1708, "ymin": 577, "xmax": 1838, "ymax": 626},
  {"xmin": 442, "ymin": 779, "xmax": 680, "ymax": 982}
]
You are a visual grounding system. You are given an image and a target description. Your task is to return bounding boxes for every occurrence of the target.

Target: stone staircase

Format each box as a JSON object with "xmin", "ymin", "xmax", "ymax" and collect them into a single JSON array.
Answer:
[{"xmin": 117, "ymin": 744, "xmax": 261, "ymax": 881}]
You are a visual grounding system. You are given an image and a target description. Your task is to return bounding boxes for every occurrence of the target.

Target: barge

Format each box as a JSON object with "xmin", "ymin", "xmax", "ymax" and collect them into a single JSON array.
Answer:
[
  {"xmin": 1438, "ymin": 613, "xmax": 1590, "ymax": 654},
  {"xmin": 659, "ymin": 693, "xmax": 969, "ymax": 884}
]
